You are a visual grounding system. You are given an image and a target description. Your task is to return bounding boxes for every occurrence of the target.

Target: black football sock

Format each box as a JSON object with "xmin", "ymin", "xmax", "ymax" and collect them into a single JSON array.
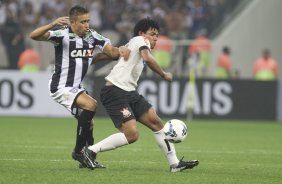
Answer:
[
  {"xmin": 86, "ymin": 124, "xmax": 94, "ymax": 146},
  {"xmin": 74, "ymin": 110, "xmax": 95, "ymax": 153}
]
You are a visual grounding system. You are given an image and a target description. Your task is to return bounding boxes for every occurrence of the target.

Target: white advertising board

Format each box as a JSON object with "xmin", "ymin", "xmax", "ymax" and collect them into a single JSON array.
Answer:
[{"xmin": 0, "ymin": 70, "xmax": 70, "ymax": 117}]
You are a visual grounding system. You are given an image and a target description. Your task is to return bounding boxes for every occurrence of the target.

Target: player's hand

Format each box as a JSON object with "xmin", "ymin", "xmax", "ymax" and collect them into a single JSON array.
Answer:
[
  {"xmin": 51, "ymin": 16, "xmax": 70, "ymax": 27},
  {"xmin": 163, "ymin": 72, "xmax": 173, "ymax": 81},
  {"xmin": 119, "ymin": 46, "xmax": 131, "ymax": 61}
]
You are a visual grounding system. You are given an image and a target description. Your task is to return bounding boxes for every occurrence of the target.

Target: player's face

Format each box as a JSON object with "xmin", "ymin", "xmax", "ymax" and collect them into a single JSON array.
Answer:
[
  {"xmin": 71, "ymin": 14, "xmax": 90, "ymax": 36},
  {"xmin": 143, "ymin": 28, "xmax": 159, "ymax": 49}
]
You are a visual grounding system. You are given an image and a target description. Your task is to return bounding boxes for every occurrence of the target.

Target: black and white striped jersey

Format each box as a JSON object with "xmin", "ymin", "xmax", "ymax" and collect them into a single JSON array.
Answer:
[{"xmin": 47, "ymin": 26, "xmax": 110, "ymax": 93}]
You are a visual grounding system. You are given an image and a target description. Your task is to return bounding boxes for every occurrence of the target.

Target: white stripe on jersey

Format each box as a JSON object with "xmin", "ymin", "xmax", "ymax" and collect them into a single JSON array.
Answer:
[
  {"xmin": 58, "ymin": 35, "xmax": 70, "ymax": 89},
  {"xmin": 74, "ymin": 38, "xmax": 83, "ymax": 88}
]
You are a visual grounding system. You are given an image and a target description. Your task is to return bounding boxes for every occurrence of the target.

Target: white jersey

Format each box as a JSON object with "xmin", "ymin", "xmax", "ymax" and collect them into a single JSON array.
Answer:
[{"xmin": 105, "ymin": 36, "xmax": 151, "ymax": 91}]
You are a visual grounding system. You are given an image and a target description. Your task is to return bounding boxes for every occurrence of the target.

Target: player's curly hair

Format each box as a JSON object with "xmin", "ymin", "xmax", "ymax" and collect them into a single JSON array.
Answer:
[
  {"xmin": 69, "ymin": 5, "xmax": 88, "ymax": 21},
  {"xmin": 133, "ymin": 17, "xmax": 160, "ymax": 36}
]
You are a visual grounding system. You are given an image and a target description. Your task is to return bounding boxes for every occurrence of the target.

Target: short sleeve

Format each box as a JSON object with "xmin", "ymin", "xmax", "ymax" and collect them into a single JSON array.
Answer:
[
  {"xmin": 133, "ymin": 36, "xmax": 151, "ymax": 52},
  {"xmin": 48, "ymin": 30, "xmax": 64, "ymax": 46},
  {"xmin": 92, "ymin": 31, "xmax": 111, "ymax": 51}
]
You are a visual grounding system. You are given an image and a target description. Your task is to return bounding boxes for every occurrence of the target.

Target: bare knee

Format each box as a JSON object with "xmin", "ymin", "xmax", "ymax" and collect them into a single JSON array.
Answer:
[
  {"xmin": 119, "ymin": 120, "xmax": 139, "ymax": 144},
  {"xmin": 89, "ymin": 101, "xmax": 97, "ymax": 111},
  {"xmin": 124, "ymin": 131, "xmax": 139, "ymax": 144},
  {"xmin": 84, "ymin": 100, "xmax": 97, "ymax": 111},
  {"xmin": 76, "ymin": 93, "xmax": 97, "ymax": 111}
]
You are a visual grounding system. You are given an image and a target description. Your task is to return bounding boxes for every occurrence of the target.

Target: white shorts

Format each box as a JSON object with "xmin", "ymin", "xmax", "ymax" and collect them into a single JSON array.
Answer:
[{"xmin": 49, "ymin": 86, "xmax": 85, "ymax": 117}]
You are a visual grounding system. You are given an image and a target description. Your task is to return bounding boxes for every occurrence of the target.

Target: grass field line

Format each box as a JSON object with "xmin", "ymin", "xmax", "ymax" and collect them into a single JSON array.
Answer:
[
  {"xmin": 2, "ymin": 158, "xmax": 279, "ymax": 168},
  {"xmin": 1, "ymin": 145, "xmax": 281, "ymax": 155},
  {"xmin": 0, "ymin": 158, "xmax": 157, "ymax": 165},
  {"xmin": 0, "ymin": 145, "xmax": 68, "ymax": 149},
  {"xmin": 0, "ymin": 158, "xmax": 72, "ymax": 162}
]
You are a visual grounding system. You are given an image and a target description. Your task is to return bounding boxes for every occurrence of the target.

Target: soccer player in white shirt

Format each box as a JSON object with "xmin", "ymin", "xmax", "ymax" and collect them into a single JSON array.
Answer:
[{"xmin": 84, "ymin": 18, "xmax": 199, "ymax": 172}]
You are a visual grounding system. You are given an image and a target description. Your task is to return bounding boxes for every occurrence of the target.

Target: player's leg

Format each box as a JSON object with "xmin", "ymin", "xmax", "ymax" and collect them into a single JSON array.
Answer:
[
  {"xmin": 137, "ymin": 105, "xmax": 199, "ymax": 172},
  {"xmin": 74, "ymin": 119, "xmax": 96, "ymax": 168},
  {"xmin": 72, "ymin": 92, "xmax": 99, "ymax": 168},
  {"xmin": 137, "ymin": 107, "xmax": 179, "ymax": 167},
  {"xmin": 74, "ymin": 92, "xmax": 97, "ymax": 153},
  {"xmin": 86, "ymin": 120, "xmax": 94, "ymax": 146},
  {"xmin": 83, "ymin": 119, "xmax": 138, "ymax": 169},
  {"xmin": 86, "ymin": 103, "xmax": 140, "ymax": 155},
  {"xmin": 49, "ymin": 88, "xmax": 96, "ymax": 167},
  {"xmin": 82, "ymin": 86, "xmax": 140, "ymax": 169},
  {"xmin": 88, "ymin": 119, "xmax": 138, "ymax": 153}
]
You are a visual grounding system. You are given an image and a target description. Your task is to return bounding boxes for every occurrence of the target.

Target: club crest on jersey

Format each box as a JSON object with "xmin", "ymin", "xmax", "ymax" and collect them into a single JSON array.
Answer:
[
  {"xmin": 120, "ymin": 107, "xmax": 131, "ymax": 118},
  {"xmin": 70, "ymin": 48, "xmax": 94, "ymax": 58},
  {"xmin": 84, "ymin": 35, "xmax": 94, "ymax": 44}
]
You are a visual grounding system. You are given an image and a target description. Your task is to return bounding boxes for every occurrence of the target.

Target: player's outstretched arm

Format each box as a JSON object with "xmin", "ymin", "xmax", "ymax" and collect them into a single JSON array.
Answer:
[
  {"xmin": 91, "ymin": 53, "xmax": 113, "ymax": 64},
  {"xmin": 103, "ymin": 44, "xmax": 131, "ymax": 60},
  {"xmin": 141, "ymin": 49, "xmax": 173, "ymax": 81},
  {"xmin": 30, "ymin": 16, "xmax": 69, "ymax": 41}
]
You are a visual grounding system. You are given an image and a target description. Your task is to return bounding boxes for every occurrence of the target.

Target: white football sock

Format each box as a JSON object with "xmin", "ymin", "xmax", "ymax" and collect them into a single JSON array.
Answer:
[
  {"xmin": 88, "ymin": 133, "xmax": 128, "ymax": 153},
  {"xmin": 154, "ymin": 128, "xmax": 179, "ymax": 166}
]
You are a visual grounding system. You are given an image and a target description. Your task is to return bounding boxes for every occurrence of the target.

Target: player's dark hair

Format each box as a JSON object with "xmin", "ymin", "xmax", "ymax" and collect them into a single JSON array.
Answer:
[
  {"xmin": 69, "ymin": 5, "xmax": 88, "ymax": 21},
  {"xmin": 133, "ymin": 17, "xmax": 160, "ymax": 36}
]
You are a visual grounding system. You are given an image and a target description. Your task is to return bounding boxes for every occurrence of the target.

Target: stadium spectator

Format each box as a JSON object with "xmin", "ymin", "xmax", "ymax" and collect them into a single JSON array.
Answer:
[
  {"xmin": 85, "ymin": 0, "xmax": 102, "ymax": 30},
  {"xmin": 188, "ymin": 0, "xmax": 207, "ymax": 38},
  {"xmin": 181, "ymin": 6, "xmax": 193, "ymax": 39},
  {"xmin": 165, "ymin": 9, "xmax": 186, "ymax": 39},
  {"xmin": 187, "ymin": 29, "xmax": 211, "ymax": 77},
  {"xmin": 215, "ymin": 46, "xmax": 232, "ymax": 79},
  {"xmin": 252, "ymin": 49, "xmax": 279, "ymax": 80},
  {"xmin": 0, "ymin": 0, "xmax": 25, "ymax": 69},
  {"xmin": 37, "ymin": 4, "xmax": 56, "ymax": 26},
  {"xmin": 82, "ymin": 17, "xmax": 199, "ymax": 172},
  {"xmin": 17, "ymin": 45, "xmax": 41, "ymax": 72},
  {"xmin": 152, "ymin": 33, "xmax": 174, "ymax": 69},
  {"xmin": 19, "ymin": 1, "xmax": 38, "ymax": 31},
  {"xmin": 0, "ymin": 0, "xmax": 243, "ymax": 73},
  {"xmin": 29, "ymin": 5, "xmax": 130, "ymax": 168},
  {"xmin": 116, "ymin": 21, "xmax": 132, "ymax": 46}
]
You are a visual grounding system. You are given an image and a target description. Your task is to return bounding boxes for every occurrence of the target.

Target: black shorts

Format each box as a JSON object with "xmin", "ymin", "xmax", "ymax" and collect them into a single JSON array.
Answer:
[{"xmin": 100, "ymin": 85, "xmax": 152, "ymax": 128}]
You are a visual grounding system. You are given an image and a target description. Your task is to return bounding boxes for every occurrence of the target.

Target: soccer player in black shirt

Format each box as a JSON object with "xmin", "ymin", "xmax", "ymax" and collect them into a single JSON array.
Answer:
[{"xmin": 30, "ymin": 5, "xmax": 130, "ymax": 168}]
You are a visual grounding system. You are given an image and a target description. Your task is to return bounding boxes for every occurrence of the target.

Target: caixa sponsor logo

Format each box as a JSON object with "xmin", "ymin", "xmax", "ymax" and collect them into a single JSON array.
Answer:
[
  {"xmin": 70, "ymin": 48, "xmax": 94, "ymax": 58},
  {"xmin": 0, "ymin": 79, "xmax": 33, "ymax": 108}
]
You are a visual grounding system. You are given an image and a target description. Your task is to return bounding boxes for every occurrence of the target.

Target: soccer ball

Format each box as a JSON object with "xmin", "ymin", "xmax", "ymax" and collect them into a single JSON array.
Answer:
[{"xmin": 163, "ymin": 119, "xmax": 187, "ymax": 143}]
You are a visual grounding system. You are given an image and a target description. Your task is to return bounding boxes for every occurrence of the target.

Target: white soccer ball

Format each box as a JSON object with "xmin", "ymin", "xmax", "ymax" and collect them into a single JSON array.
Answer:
[{"xmin": 163, "ymin": 119, "xmax": 187, "ymax": 143}]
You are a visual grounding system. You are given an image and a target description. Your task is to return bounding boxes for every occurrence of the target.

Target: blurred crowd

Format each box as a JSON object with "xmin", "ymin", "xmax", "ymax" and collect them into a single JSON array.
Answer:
[{"xmin": 0, "ymin": 0, "xmax": 244, "ymax": 74}]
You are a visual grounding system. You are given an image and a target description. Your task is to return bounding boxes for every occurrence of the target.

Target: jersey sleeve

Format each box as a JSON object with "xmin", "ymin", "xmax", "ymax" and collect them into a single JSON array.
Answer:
[
  {"xmin": 134, "ymin": 36, "xmax": 151, "ymax": 52},
  {"xmin": 92, "ymin": 31, "xmax": 111, "ymax": 51},
  {"xmin": 47, "ymin": 30, "xmax": 64, "ymax": 46}
]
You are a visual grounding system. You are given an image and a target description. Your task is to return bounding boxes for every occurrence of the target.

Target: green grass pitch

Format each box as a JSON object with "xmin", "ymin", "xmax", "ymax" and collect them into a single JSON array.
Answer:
[{"xmin": 0, "ymin": 117, "xmax": 282, "ymax": 184}]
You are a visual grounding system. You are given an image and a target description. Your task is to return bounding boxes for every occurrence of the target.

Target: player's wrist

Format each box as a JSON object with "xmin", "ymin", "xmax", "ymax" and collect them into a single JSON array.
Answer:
[
  {"xmin": 49, "ymin": 21, "xmax": 57, "ymax": 29},
  {"xmin": 118, "ymin": 46, "xmax": 124, "ymax": 55},
  {"xmin": 162, "ymin": 71, "xmax": 166, "ymax": 79}
]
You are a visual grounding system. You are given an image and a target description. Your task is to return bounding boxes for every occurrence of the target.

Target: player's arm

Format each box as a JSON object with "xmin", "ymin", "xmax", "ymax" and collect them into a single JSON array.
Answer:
[
  {"xmin": 29, "ymin": 16, "xmax": 69, "ymax": 41},
  {"xmin": 141, "ymin": 48, "xmax": 173, "ymax": 81},
  {"xmin": 102, "ymin": 44, "xmax": 131, "ymax": 60},
  {"xmin": 91, "ymin": 53, "xmax": 113, "ymax": 64}
]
